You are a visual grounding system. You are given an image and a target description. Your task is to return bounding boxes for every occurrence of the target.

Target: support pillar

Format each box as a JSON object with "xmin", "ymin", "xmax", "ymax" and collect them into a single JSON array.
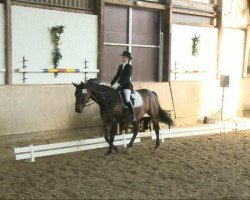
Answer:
[
  {"xmin": 96, "ymin": 0, "xmax": 104, "ymax": 81},
  {"xmin": 216, "ymin": 0, "xmax": 223, "ymax": 79},
  {"xmin": 162, "ymin": 0, "xmax": 172, "ymax": 81},
  {"xmin": 4, "ymin": 0, "xmax": 12, "ymax": 84}
]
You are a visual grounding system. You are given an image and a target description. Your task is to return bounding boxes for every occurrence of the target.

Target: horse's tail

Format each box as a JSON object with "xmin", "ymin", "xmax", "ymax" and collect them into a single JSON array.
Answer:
[
  {"xmin": 159, "ymin": 107, "xmax": 174, "ymax": 127},
  {"xmin": 151, "ymin": 90, "xmax": 174, "ymax": 127}
]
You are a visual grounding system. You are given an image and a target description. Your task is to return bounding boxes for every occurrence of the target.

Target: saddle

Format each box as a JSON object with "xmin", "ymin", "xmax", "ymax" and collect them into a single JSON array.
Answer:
[{"xmin": 119, "ymin": 91, "xmax": 143, "ymax": 108}]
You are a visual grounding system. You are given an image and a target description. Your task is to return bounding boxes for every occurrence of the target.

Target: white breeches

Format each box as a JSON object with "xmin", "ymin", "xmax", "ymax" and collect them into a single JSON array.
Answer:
[{"xmin": 123, "ymin": 89, "xmax": 131, "ymax": 103}]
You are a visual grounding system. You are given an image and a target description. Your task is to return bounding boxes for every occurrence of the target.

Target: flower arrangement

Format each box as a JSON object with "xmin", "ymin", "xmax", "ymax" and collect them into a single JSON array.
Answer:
[
  {"xmin": 50, "ymin": 25, "xmax": 65, "ymax": 72},
  {"xmin": 192, "ymin": 34, "xmax": 200, "ymax": 56}
]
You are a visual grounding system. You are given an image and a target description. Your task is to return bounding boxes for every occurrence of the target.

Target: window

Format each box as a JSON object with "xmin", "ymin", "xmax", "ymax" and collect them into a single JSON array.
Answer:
[{"xmin": 103, "ymin": 5, "xmax": 161, "ymax": 82}]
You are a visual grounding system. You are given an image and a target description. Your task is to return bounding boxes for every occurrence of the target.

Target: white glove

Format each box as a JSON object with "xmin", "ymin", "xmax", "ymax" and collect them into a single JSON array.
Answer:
[{"xmin": 112, "ymin": 83, "xmax": 120, "ymax": 89}]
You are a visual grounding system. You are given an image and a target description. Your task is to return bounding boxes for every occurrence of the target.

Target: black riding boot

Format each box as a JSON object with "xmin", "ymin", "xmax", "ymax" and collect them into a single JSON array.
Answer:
[{"xmin": 126, "ymin": 101, "xmax": 137, "ymax": 122}]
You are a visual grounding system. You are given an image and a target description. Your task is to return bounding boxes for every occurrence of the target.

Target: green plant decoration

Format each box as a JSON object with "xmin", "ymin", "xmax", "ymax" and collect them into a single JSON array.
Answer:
[
  {"xmin": 192, "ymin": 34, "xmax": 200, "ymax": 56},
  {"xmin": 50, "ymin": 25, "xmax": 65, "ymax": 74}
]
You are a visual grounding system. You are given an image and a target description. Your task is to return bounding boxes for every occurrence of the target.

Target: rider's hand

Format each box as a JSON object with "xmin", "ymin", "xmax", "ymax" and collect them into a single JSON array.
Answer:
[{"xmin": 112, "ymin": 83, "xmax": 120, "ymax": 89}]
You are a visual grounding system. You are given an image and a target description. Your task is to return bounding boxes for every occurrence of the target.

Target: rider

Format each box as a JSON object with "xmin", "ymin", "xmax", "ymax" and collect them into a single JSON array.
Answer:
[{"xmin": 110, "ymin": 51, "xmax": 136, "ymax": 122}]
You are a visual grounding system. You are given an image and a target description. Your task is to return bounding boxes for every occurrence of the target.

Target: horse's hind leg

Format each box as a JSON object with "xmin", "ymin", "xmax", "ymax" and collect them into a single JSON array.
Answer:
[{"xmin": 152, "ymin": 118, "xmax": 160, "ymax": 149}]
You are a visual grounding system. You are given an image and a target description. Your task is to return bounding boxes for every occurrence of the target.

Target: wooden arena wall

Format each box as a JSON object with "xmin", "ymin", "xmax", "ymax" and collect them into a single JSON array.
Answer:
[{"xmin": 1, "ymin": 80, "xmax": 250, "ymax": 136}]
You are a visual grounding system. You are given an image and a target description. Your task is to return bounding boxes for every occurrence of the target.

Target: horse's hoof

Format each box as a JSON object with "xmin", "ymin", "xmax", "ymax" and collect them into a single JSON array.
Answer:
[
  {"xmin": 126, "ymin": 147, "xmax": 132, "ymax": 154},
  {"xmin": 154, "ymin": 146, "xmax": 160, "ymax": 151},
  {"xmin": 113, "ymin": 146, "xmax": 119, "ymax": 153},
  {"xmin": 105, "ymin": 150, "xmax": 112, "ymax": 156}
]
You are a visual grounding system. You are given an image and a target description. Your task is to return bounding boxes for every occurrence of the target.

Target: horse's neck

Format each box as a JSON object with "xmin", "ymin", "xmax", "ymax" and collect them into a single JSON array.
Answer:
[
  {"xmin": 89, "ymin": 85, "xmax": 119, "ymax": 107},
  {"xmin": 89, "ymin": 88, "xmax": 103, "ymax": 104}
]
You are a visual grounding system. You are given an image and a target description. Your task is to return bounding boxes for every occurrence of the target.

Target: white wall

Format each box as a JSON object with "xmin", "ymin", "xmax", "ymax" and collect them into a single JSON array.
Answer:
[
  {"xmin": 0, "ymin": 4, "xmax": 5, "ymax": 85},
  {"xmin": 171, "ymin": 24, "xmax": 218, "ymax": 81},
  {"xmin": 220, "ymin": 28, "xmax": 245, "ymax": 81},
  {"xmin": 219, "ymin": 28, "xmax": 245, "ymax": 118},
  {"xmin": 200, "ymin": 28, "xmax": 245, "ymax": 119},
  {"xmin": 12, "ymin": 6, "xmax": 98, "ymax": 84}
]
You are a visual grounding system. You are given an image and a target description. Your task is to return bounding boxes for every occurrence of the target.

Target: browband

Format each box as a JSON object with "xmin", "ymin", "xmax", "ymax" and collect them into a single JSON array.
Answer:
[{"xmin": 82, "ymin": 89, "xmax": 87, "ymax": 94}]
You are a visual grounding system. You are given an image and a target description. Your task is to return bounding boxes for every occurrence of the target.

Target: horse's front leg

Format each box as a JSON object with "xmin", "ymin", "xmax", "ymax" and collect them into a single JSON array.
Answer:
[
  {"xmin": 106, "ymin": 120, "xmax": 118, "ymax": 155},
  {"xmin": 127, "ymin": 121, "xmax": 139, "ymax": 149},
  {"xmin": 103, "ymin": 124, "xmax": 110, "ymax": 144}
]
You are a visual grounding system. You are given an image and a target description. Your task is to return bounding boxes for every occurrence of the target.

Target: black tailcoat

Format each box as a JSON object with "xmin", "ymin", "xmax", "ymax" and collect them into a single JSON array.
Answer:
[{"xmin": 110, "ymin": 63, "xmax": 133, "ymax": 90}]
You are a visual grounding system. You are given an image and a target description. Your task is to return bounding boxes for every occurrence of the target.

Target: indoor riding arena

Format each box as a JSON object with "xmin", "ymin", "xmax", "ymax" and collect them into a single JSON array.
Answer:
[{"xmin": 0, "ymin": 0, "xmax": 249, "ymax": 199}]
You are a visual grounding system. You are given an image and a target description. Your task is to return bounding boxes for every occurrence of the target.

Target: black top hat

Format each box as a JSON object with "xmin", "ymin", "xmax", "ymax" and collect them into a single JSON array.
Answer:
[{"xmin": 121, "ymin": 51, "xmax": 132, "ymax": 59}]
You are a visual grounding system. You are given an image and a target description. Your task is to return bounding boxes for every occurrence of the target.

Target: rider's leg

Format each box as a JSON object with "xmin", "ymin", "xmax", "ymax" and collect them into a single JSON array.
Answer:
[
  {"xmin": 120, "ymin": 90, "xmax": 127, "ymax": 105},
  {"xmin": 123, "ymin": 89, "xmax": 136, "ymax": 122},
  {"xmin": 123, "ymin": 89, "xmax": 131, "ymax": 102}
]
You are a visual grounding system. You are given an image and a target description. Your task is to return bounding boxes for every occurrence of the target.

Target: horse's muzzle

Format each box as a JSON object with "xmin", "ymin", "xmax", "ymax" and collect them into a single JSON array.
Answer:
[{"xmin": 75, "ymin": 105, "xmax": 84, "ymax": 113}]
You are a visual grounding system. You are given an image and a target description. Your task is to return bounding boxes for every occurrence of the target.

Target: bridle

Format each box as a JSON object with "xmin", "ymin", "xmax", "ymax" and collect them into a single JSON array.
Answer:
[{"xmin": 75, "ymin": 88, "xmax": 105, "ymax": 108}]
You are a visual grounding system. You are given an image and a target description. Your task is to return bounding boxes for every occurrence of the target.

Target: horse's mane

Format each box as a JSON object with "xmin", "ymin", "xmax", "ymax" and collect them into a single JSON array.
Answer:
[
  {"xmin": 85, "ymin": 78, "xmax": 116, "ymax": 93},
  {"xmin": 98, "ymin": 83, "xmax": 115, "ymax": 91}
]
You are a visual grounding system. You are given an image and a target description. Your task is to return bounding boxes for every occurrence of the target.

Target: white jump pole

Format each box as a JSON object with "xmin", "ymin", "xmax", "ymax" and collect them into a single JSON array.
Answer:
[
  {"xmin": 17, "ymin": 68, "xmax": 100, "ymax": 73},
  {"xmin": 171, "ymin": 69, "xmax": 206, "ymax": 74}
]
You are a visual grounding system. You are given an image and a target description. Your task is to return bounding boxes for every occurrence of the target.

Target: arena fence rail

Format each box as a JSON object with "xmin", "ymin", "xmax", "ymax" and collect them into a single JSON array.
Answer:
[
  {"xmin": 14, "ymin": 133, "xmax": 141, "ymax": 162},
  {"xmin": 151, "ymin": 122, "xmax": 246, "ymax": 142},
  {"xmin": 14, "ymin": 120, "xmax": 250, "ymax": 162}
]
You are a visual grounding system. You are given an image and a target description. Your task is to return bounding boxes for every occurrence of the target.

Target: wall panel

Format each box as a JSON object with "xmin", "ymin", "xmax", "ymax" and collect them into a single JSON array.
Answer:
[
  {"xmin": 104, "ymin": 5, "xmax": 128, "ymax": 44},
  {"xmin": 12, "ymin": 5, "xmax": 97, "ymax": 84},
  {"xmin": 171, "ymin": 24, "xmax": 218, "ymax": 81}
]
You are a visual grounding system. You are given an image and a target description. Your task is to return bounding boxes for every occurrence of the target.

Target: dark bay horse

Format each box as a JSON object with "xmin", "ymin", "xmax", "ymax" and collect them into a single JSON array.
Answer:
[{"xmin": 73, "ymin": 79, "xmax": 174, "ymax": 155}]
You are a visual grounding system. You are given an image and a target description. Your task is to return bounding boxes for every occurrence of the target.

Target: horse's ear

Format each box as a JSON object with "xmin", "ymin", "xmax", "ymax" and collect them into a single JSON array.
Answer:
[
  {"xmin": 80, "ymin": 81, "xmax": 84, "ymax": 85},
  {"xmin": 72, "ymin": 82, "xmax": 78, "ymax": 88}
]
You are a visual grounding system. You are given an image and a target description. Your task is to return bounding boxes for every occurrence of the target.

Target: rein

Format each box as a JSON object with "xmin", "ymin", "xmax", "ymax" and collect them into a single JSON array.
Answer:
[
  {"xmin": 83, "ymin": 89, "xmax": 106, "ymax": 107},
  {"xmin": 88, "ymin": 94, "xmax": 106, "ymax": 106},
  {"xmin": 85, "ymin": 99, "xmax": 95, "ymax": 107}
]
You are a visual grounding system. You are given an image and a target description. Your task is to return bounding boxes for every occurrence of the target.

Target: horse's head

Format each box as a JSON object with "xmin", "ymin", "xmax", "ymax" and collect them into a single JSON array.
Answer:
[{"xmin": 73, "ymin": 82, "xmax": 91, "ymax": 113}]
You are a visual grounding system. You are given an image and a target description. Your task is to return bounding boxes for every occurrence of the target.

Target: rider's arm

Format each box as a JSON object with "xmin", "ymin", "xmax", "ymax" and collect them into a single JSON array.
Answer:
[{"xmin": 110, "ymin": 65, "xmax": 122, "ymax": 86}]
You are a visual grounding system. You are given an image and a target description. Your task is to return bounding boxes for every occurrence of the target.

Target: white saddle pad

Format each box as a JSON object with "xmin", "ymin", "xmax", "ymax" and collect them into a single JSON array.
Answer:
[{"xmin": 131, "ymin": 91, "xmax": 143, "ymax": 108}]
